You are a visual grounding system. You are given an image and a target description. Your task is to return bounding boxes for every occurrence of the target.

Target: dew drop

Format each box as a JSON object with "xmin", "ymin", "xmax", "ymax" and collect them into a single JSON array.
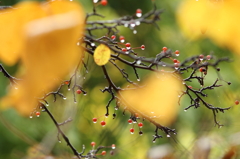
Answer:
[
  {"xmin": 46, "ymin": 104, "xmax": 49, "ymax": 106},
  {"xmin": 125, "ymin": 51, "xmax": 129, "ymax": 54},
  {"xmin": 137, "ymin": 78, "xmax": 140, "ymax": 81},
  {"xmin": 93, "ymin": 0, "xmax": 98, "ymax": 3},
  {"xmin": 74, "ymin": 101, "xmax": 77, "ymax": 104},
  {"xmin": 124, "ymin": 23, "xmax": 129, "ymax": 28},
  {"xmin": 130, "ymin": 23, "xmax": 136, "ymax": 28},
  {"xmin": 84, "ymin": 93, "xmax": 87, "ymax": 96},
  {"xmin": 136, "ymin": 13, "xmax": 142, "ymax": 17},
  {"xmin": 133, "ymin": 120, "xmax": 137, "ymax": 123},
  {"xmin": 136, "ymin": 60, "xmax": 141, "ymax": 65},
  {"xmin": 126, "ymin": 46, "xmax": 131, "ymax": 50},
  {"xmin": 167, "ymin": 134, "xmax": 171, "ymax": 138},
  {"xmin": 184, "ymin": 109, "xmax": 187, "ymax": 112},
  {"xmin": 29, "ymin": 116, "xmax": 33, "ymax": 118},
  {"xmin": 130, "ymin": 132, "xmax": 134, "ymax": 134},
  {"xmin": 59, "ymin": 140, "xmax": 62, "ymax": 143},
  {"xmin": 68, "ymin": 88, "xmax": 71, "ymax": 91},
  {"xmin": 91, "ymin": 43, "xmax": 95, "ymax": 47},
  {"xmin": 37, "ymin": 115, "xmax": 40, "ymax": 117},
  {"xmin": 153, "ymin": 140, "xmax": 156, "ymax": 143},
  {"xmin": 219, "ymin": 126, "xmax": 222, "ymax": 128},
  {"xmin": 176, "ymin": 54, "xmax": 180, "ymax": 57},
  {"xmin": 133, "ymin": 30, "xmax": 137, "ymax": 34},
  {"xmin": 135, "ymin": 21, "xmax": 140, "ymax": 25},
  {"xmin": 120, "ymin": 39, "xmax": 125, "ymax": 43},
  {"xmin": 63, "ymin": 97, "xmax": 67, "ymax": 100},
  {"xmin": 115, "ymin": 107, "xmax": 119, "ymax": 110}
]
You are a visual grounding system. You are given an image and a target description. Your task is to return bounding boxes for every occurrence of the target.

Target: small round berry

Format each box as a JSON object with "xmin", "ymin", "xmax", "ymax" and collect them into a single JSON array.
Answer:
[
  {"xmin": 141, "ymin": 45, "xmax": 145, "ymax": 50},
  {"xmin": 76, "ymin": 89, "xmax": 82, "ymax": 94},
  {"xmin": 199, "ymin": 54, "xmax": 204, "ymax": 59},
  {"xmin": 111, "ymin": 35, "xmax": 116, "ymax": 40},
  {"xmin": 135, "ymin": 113, "xmax": 139, "ymax": 118},
  {"xmin": 206, "ymin": 55, "xmax": 211, "ymax": 60},
  {"xmin": 101, "ymin": 151, "xmax": 107, "ymax": 156},
  {"xmin": 122, "ymin": 48, "xmax": 127, "ymax": 52},
  {"xmin": 128, "ymin": 119, "xmax": 133, "ymax": 124},
  {"xmin": 174, "ymin": 63, "xmax": 179, "ymax": 69},
  {"xmin": 216, "ymin": 68, "xmax": 220, "ymax": 71},
  {"xmin": 162, "ymin": 46, "xmax": 168, "ymax": 52},
  {"xmin": 235, "ymin": 100, "xmax": 239, "ymax": 105},
  {"xmin": 130, "ymin": 128, "xmax": 134, "ymax": 134},
  {"xmin": 173, "ymin": 59, "xmax": 178, "ymax": 63},
  {"xmin": 100, "ymin": 0, "xmax": 107, "ymax": 6},
  {"xmin": 125, "ymin": 43, "xmax": 131, "ymax": 48},
  {"xmin": 136, "ymin": 9, "xmax": 142, "ymax": 17},
  {"xmin": 138, "ymin": 122, "xmax": 143, "ymax": 128},
  {"xmin": 36, "ymin": 111, "xmax": 40, "ymax": 117},
  {"xmin": 139, "ymin": 131, "xmax": 143, "ymax": 136},
  {"xmin": 64, "ymin": 81, "xmax": 69, "ymax": 85},
  {"xmin": 92, "ymin": 118, "xmax": 97, "ymax": 123},
  {"xmin": 110, "ymin": 150, "xmax": 114, "ymax": 155},
  {"xmin": 175, "ymin": 50, "xmax": 180, "ymax": 56},
  {"xmin": 199, "ymin": 67, "xmax": 205, "ymax": 72},
  {"xmin": 119, "ymin": 36, "xmax": 125, "ymax": 43},
  {"xmin": 101, "ymin": 121, "xmax": 106, "ymax": 127},
  {"xmin": 91, "ymin": 142, "xmax": 96, "ymax": 147},
  {"xmin": 111, "ymin": 144, "xmax": 116, "ymax": 149}
]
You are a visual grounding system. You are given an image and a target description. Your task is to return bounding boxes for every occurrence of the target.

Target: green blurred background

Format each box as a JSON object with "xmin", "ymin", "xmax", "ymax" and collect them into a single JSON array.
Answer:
[{"xmin": 0, "ymin": 0, "xmax": 240, "ymax": 158}]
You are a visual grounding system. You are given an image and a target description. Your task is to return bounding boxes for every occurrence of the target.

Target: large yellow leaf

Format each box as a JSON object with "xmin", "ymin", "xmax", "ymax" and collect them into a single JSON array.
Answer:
[
  {"xmin": 177, "ymin": 0, "xmax": 240, "ymax": 54},
  {"xmin": 120, "ymin": 73, "xmax": 182, "ymax": 126},
  {"xmin": 94, "ymin": 44, "xmax": 111, "ymax": 66},
  {"xmin": 0, "ymin": 0, "xmax": 85, "ymax": 115}
]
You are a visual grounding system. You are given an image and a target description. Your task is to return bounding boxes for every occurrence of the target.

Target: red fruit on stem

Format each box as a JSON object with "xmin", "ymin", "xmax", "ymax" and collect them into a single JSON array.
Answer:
[
  {"xmin": 111, "ymin": 144, "xmax": 116, "ymax": 149},
  {"xmin": 100, "ymin": 0, "xmax": 107, "ymax": 6},
  {"xmin": 130, "ymin": 128, "xmax": 134, "ymax": 134},
  {"xmin": 235, "ymin": 100, "xmax": 239, "ymax": 105},
  {"xmin": 101, "ymin": 121, "xmax": 106, "ymax": 126},
  {"xmin": 162, "ymin": 46, "xmax": 167, "ymax": 52},
  {"xmin": 136, "ymin": 9, "xmax": 142, "ymax": 14},
  {"xmin": 76, "ymin": 89, "xmax": 82, "ymax": 94},
  {"xmin": 206, "ymin": 55, "xmax": 211, "ymax": 60},
  {"xmin": 138, "ymin": 122, "xmax": 143, "ymax": 128},
  {"xmin": 128, "ymin": 119, "xmax": 133, "ymax": 124},
  {"xmin": 111, "ymin": 35, "xmax": 116, "ymax": 40},
  {"xmin": 91, "ymin": 142, "xmax": 96, "ymax": 147},
  {"xmin": 141, "ymin": 45, "xmax": 145, "ymax": 50},
  {"xmin": 92, "ymin": 118, "xmax": 97, "ymax": 123},
  {"xmin": 64, "ymin": 81, "xmax": 69, "ymax": 85},
  {"xmin": 173, "ymin": 59, "xmax": 178, "ymax": 63},
  {"xmin": 36, "ymin": 111, "xmax": 40, "ymax": 117},
  {"xmin": 101, "ymin": 151, "xmax": 106, "ymax": 156},
  {"xmin": 122, "ymin": 48, "xmax": 127, "ymax": 52}
]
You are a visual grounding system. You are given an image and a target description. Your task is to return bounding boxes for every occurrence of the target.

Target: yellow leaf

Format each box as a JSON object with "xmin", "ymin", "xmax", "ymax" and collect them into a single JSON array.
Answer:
[
  {"xmin": 0, "ymin": 0, "xmax": 85, "ymax": 115},
  {"xmin": 120, "ymin": 73, "xmax": 182, "ymax": 126},
  {"xmin": 177, "ymin": 0, "xmax": 240, "ymax": 54},
  {"xmin": 94, "ymin": 44, "xmax": 111, "ymax": 66}
]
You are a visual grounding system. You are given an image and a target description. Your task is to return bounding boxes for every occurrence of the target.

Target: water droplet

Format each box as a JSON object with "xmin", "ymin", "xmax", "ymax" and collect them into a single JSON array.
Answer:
[
  {"xmin": 125, "ymin": 51, "xmax": 129, "ymax": 54},
  {"xmin": 182, "ymin": 82, "xmax": 185, "ymax": 84},
  {"xmin": 124, "ymin": 23, "xmax": 129, "ymax": 28},
  {"xmin": 37, "ymin": 115, "xmax": 40, "ymax": 117},
  {"xmin": 120, "ymin": 39, "xmax": 125, "ymax": 43},
  {"xmin": 174, "ymin": 133, "xmax": 176, "ymax": 135},
  {"xmin": 41, "ymin": 109, "xmax": 45, "ymax": 112},
  {"xmin": 133, "ymin": 121, "xmax": 137, "ymax": 123},
  {"xmin": 93, "ymin": 121, "xmax": 97, "ymax": 123},
  {"xmin": 176, "ymin": 54, "xmax": 180, "ymax": 57},
  {"xmin": 91, "ymin": 43, "xmax": 95, "ymax": 47},
  {"xmin": 133, "ymin": 30, "xmax": 137, "ymax": 34},
  {"xmin": 130, "ymin": 22, "xmax": 136, "ymax": 28},
  {"xmin": 153, "ymin": 140, "xmax": 156, "ymax": 143},
  {"xmin": 219, "ymin": 126, "xmax": 222, "ymax": 128},
  {"xmin": 184, "ymin": 109, "xmax": 187, "ymax": 112},
  {"xmin": 136, "ymin": 13, "xmax": 142, "ymax": 17},
  {"xmin": 130, "ymin": 132, "xmax": 134, "ymax": 134},
  {"xmin": 175, "ymin": 67, "xmax": 179, "ymax": 70},
  {"xmin": 68, "ymin": 88, "xmax": 71, "ymax": 91},
  {"xmin": 83, "ymin": 77, "xmax": 86, "ymax": 80},
  {"xmin": 115, "ymin": 107, "xmax": 119, "ymax": 110},
  {"xmin": 167, "ymin": 134, "xmax": 171, "ymax": 138},
  {"xmin": 135, "ymin": 21, "xmax": 140, "ymax": 25},
  {"xmin": 136, "ymin": 60, "xmax": 141, "ymax": 65},
  {"xmin": 74, "ymin": 101, "xmax": 77, "ymax": 104},
  {"xmin": 93, "ymin": 0, "xmax": 98, "ymax": 3},
  {"xmin": 59, "ymin": 140, "xmax": 62, "ymax": 143},
  {"xmin": 84, "ymin": 93, "xmax": 87, "ymax": 96},
  {"xmin": 46, "ymin": 104, "xmax": 49, "ymax": 106},
  {"xmin": 29, "ymin": 116, "xmax": 33, "ymax": 118},
  {"xmin": 63, "ymin": 97, "xmax": 67, "ymax": 100},
  {"xmin": 126, "ymin": 46, "xmax": 131, "ymax": 50},
  {"xmin": 137, "ymin": 78, "xmax": 140, "ymax": 81},
  {"xmin": 200, "ymin": 58, "xmax": 203, "ymax": 61}
]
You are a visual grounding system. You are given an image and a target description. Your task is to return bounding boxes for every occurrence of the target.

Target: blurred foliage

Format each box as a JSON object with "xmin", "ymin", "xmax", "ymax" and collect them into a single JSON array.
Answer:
[{"xmin": 0, "ymin": 0, "xmax": 240, "ymax": 159}]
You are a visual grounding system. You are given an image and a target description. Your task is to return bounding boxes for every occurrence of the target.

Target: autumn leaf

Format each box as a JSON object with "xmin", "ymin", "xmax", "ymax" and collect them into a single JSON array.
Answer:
[
  {"xmin": 120, "ymin": 73, "xmax": 182, "ymax": 126},
  {"xmin": 94, "ymin": 44, "xmax": 111, "ymax": 66},
  {"xmin": 0, "ymin": 0, "xmax": 85, "ymax": 115},
  {"xmin": 177, "ymin": 0, "xmax": 240, "ymax": 54}
]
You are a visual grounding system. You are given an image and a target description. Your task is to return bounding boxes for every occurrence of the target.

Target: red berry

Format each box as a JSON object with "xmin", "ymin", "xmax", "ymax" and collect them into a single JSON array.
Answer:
[
  {"xmin": 235, "ymin": 100, "xmax": 239, "ymax": 105},
  {"xmin": 101, "ymin": 151, "xmax": 106, "ymax": 156},
  {"xmin": 64, "ymin": 81, "xmax": 69, "ymax": 85},
  {"xmin": 122, "ymin": 48, "xmax": 127, "ymax": 52},
  {"xmin": 119, "ymin": 36, "xmax": 125, "ymax": 43},
  {"xmin": 36, "ymin": 111, "xmax": 40, "ymax": 117},
  {"xmin": 141, "ymin": 45, "xmax": 145, "ymax": 50},
  {"xmin": 128, "ymin": 119, "xmax": 133, "ymax": 124},
  {"xmin": 100, "ymin": 0, "xmax": 107, "ymax": 6},
  {"xmin": 92, "ymin": 118, "xmax": 97, "ymax": 123},
  {"xmin": 111, "ymin": 35, "xmax": 116, "ymax": 40},
  {"xmin": 130, "ymin": 128, "xmax": 134, "ymax": 134},
  {"xmin": 76, "ymin": 89, "xmax": 82, "ymax": 94},
  {"xmin": 199, "ymin": 67, "xmax": 204, "ymax": 72},
  {"xmin": 136, "ymin": 9, "xmax": 142, "ymax": 14},
  {"xmin": 174, "ymin": 63, "xmax": 179, "ymax": 68},
  {"xmin": 91, "ymin": 142, "xmax": 96, "ymax": 147},
  {"xmin": 162, "ymin": 46, "xmax": 168, "ymax": 52},
  {"xmin": 138, "ymin": 122, "xmax": 143, "ymax": 128},
  {"xmin": 199, "ymin": 54, "xmax": 204, "ymax": 59},
  {"xmin": 125, "ymin": 43, "xmax": 130, "ymax": 47},
  {"xmin": 111, "ymin": 144, "xmax": 116, "ymax": 149},
  {"xmin": 175, "ymin": 50, "xmax": 180, "ymax": 56},
  {"xmin": 173, "ymin": 59, "xmax": 178, "ymax": 63},
  {"xmin": 206, "ymin": 55, "xmax": 211, "ymax": 60},
  {"xmin": 101, "ymin": 121, "xmax": 106, "ymax": 127},
  {"xmin": 135, "ymin": 113, "xmax": 139, "ymax": 118}
]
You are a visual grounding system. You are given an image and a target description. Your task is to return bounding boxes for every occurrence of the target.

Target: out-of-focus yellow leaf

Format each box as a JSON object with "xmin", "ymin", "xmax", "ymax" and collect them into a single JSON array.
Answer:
[
  {"xmin": 0, "ymin": 0, "xmax": 85, "ymax": 115},
  {"xmin": 120, "ymin": 73, "xmax": 182, "ymax": 126},
  {"xmin": 93, "ymin": 44, "xmax": 111, "ymax": 66},
  {"xmin": 177, "ymin": 0, "xmax": 240, "ymax": 54}
]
